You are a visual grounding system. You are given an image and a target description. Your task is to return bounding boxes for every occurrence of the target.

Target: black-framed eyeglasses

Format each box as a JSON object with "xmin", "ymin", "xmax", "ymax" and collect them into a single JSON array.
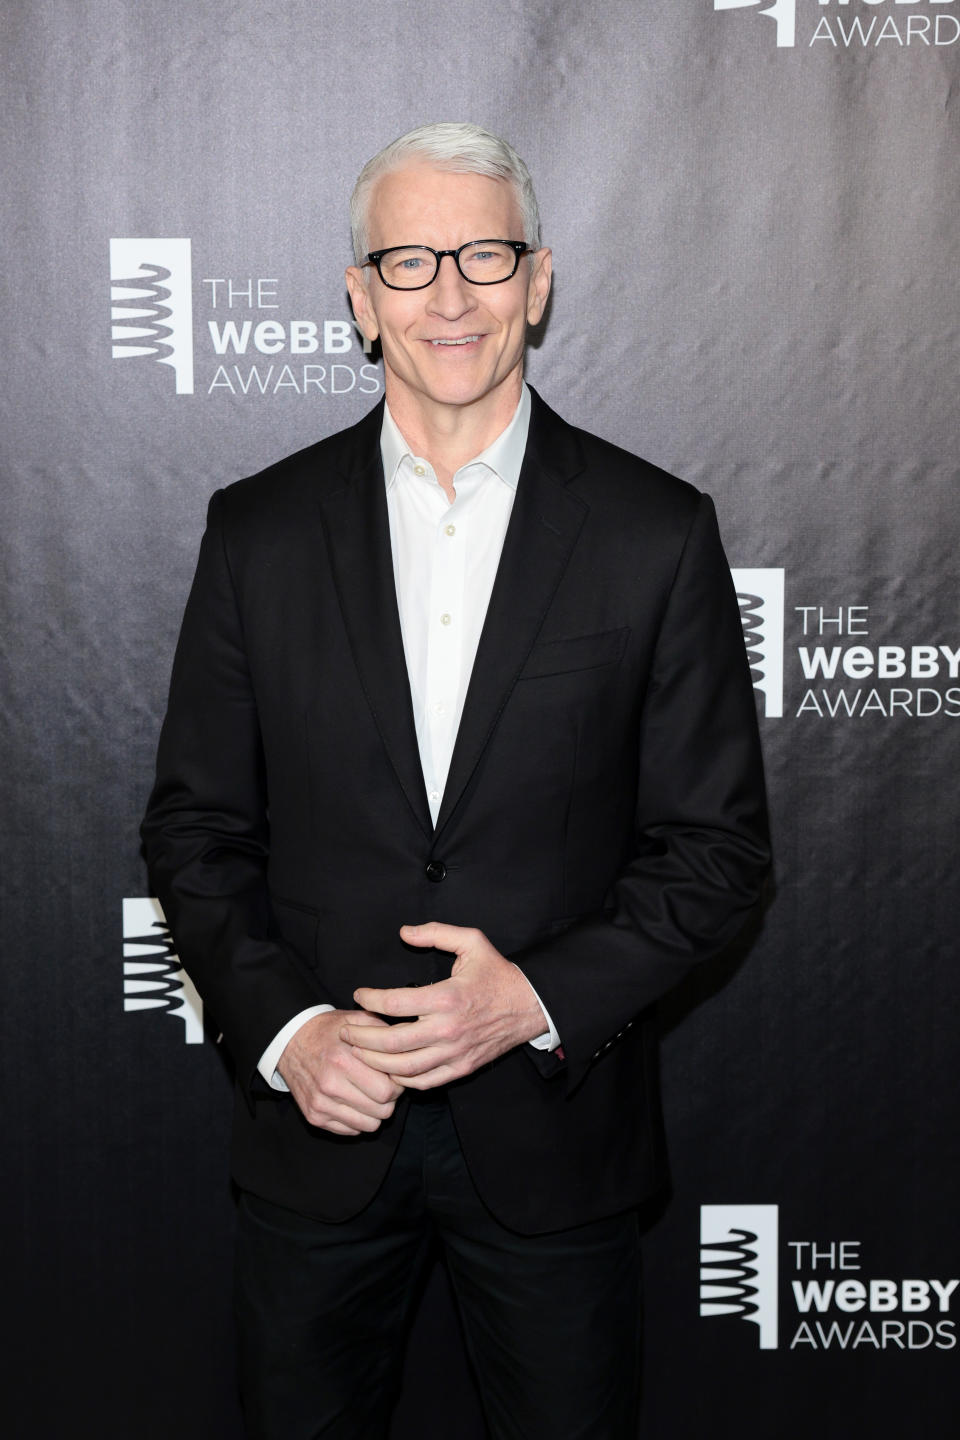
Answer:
[{"xmin": 364, "ymin": 239, "xmax": 529, "ymax": 291}]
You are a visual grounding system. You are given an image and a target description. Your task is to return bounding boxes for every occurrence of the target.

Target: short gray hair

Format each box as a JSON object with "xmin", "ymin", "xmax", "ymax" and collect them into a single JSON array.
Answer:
[{"xmin": 350, "ymin": 122, "xmax": 541, "ymax": 264}]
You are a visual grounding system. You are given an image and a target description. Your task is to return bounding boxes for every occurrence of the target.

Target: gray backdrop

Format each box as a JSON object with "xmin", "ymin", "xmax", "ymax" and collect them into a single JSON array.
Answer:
[{"xmin": 3, "ymin": 2, "xmax": 957, "ymax": 1435}]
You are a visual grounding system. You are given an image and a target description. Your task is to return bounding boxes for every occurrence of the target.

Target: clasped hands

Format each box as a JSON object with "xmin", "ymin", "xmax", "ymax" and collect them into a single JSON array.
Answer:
[{"xmin": 277, "ymin": 922, "xmax": 547, "ymax": 1137}]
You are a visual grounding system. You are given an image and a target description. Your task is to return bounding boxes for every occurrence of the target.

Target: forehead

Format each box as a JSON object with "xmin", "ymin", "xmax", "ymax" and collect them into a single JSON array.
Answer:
[{"xmin": 366, "ymin": 164, "xmax": 522, "ymax": 249}]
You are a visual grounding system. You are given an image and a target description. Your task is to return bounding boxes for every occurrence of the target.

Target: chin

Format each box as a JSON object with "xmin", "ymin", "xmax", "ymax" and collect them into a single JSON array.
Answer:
[{"xmin": 420, "ymin": 376, "xmax": 497, "ymax": 408}]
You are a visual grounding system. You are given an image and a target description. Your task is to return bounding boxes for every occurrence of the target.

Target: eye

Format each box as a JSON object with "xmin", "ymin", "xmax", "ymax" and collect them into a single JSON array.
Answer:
[{"xmin": 381, "ymin": 248, "xmax": 434, "ymax": 283}]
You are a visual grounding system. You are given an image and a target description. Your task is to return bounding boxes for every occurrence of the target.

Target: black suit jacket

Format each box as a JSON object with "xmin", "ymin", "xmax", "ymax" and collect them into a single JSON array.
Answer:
[{"xmin": 141, "ymin": 388, "xmax": 770, "ymax": 1234}]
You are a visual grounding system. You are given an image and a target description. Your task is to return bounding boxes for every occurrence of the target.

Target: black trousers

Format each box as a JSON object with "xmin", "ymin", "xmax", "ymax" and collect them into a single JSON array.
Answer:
[{"xmin": 235, "ymin": 1093, "xmax": 642, "ymax": 1440}]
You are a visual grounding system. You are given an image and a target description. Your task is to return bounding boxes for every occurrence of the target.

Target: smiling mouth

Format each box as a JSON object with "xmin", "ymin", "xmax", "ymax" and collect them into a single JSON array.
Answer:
[{"xmin": 429, "ymin": 335, "xmax": 482, "ymax": 346}]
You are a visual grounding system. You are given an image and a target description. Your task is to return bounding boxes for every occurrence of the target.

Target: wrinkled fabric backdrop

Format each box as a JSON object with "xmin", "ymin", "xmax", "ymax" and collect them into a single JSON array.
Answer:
[{"xmin": 2, "ymin": 2, "xmax": 957, "ymax": 1435}]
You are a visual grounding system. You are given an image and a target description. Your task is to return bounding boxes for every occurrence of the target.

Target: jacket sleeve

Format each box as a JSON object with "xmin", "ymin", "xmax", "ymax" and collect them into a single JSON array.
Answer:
[
  {"xmin": 140, "ymin": 489, "xmax": 331, "ymax": 1094},
  {"xmin": 512, "ymin": 492, "xmax": 771, "ymax": 1091}
]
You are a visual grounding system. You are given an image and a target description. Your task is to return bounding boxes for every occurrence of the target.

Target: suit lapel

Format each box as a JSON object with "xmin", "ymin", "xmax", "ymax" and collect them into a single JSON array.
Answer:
[
  {"xmin": 315, "ymin": 392, "xmax": 589, "ymax": 844},
  {"xmin": 316, "ymin": 404, "xmax": 434, "ymax": 840},
  {"xmin": 434, "ymin": 391, "xmax": 588, "ymax": 839}
]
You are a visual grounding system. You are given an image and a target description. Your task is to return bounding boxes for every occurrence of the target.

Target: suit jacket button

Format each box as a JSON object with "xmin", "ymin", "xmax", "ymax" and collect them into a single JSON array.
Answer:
[{"xmin": 425, "ymin": 860, "xmax": 446, "ymax": 882}]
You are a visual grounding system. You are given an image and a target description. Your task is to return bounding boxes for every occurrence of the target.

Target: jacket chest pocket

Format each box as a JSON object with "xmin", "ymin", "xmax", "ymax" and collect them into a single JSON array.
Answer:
[{"xmin": 517, "ymin": 627, "xmax": 630, "ymax": 681}]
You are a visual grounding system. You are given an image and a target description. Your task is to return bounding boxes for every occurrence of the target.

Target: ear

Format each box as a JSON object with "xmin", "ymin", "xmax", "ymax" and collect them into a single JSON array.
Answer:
[
  {"xmin": 346, "ymin": 265, "xmax": 380, "ymax": 343},
  {"xmin": 526, "ymin": 248, "xmax": 552, "ymax": 327}
]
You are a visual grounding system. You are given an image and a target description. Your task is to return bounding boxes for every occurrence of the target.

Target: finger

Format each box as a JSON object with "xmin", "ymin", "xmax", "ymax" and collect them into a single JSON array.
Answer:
[
  {"xmin": 298, "ymin": 1088, "xmax": 392, "ymax": 1129},
  {"xmin": 351, "ymin": 1044, "xmax": 446, "ymax": 1079},
  {"xmin": 308, "ymin": 1052, "xmax": 400, "ymax": 1117},
  {"xmin": 353, "ymin": 983, "xmax": 447, "ymax": 1017},
  {"xmin": 336, "ymin": 1074, "xmax": 399, "ymax": 1117},
  {"xmin": 324, "ymin": 1109, "xmax": 377, "ymax": 1133},
  {"xmin": 393, "ymin": 1064, "xmax": 460, "ymax": 1090},
  {"xmin": 321, "ymin": 1075, "xmax": 399, "ymax": 1123},
  {"xmin": 299, "ymin": 1095, "xmax": 381, "ymax": 1134},
  {"xmin": 285, "ymin": 1048, "xmax": 390, "ymax": 1109},
  {"xmin": 343, "ymin": 1009, "xmax": 391, "ymax": 1028},
  {"xmin": 341, "ymin": 1054, "xmax": 405, "ymax": 1104},
  {"xmin": 340, "ymin": 1018, "xmax": 439, "ymax": 1054},
  {"xmin": 398, "ymin": 921, "xmax": 476, "ymax": 953}
]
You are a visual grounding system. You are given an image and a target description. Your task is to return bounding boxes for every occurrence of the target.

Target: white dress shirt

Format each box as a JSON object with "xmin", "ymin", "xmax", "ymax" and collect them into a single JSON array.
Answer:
[{"xmin": 259, "ymin": 385, "xmax": 560, "ymax": 1089}]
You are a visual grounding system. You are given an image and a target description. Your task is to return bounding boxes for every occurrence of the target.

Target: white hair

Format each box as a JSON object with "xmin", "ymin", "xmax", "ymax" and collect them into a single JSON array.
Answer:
[{"xmin": 350, "ymin": 122, "xmax": 541, "ymax": 264}]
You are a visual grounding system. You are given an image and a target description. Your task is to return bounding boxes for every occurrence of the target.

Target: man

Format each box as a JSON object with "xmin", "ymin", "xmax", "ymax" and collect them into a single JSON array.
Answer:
[{"xmin": 142, "ymin": 122, "xmax": 769, "ymax": 1439}]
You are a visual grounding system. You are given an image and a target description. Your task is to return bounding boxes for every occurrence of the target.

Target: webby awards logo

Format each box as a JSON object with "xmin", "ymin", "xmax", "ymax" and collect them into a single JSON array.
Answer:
[
  {"xmin": 108, "ymin": 239, "xmax": 381, "ymax": 399},
  {"xmin": 730, "ymin": 570, "xmax": 960, "ymax": 720},
  {"xmin": 714, "ymin": 0, "xmax": 960, "ymax": 50},
  {"xmin": 700, "ymin": 1207, "xmax": 958, "ymax": 1352},
  {"xmin": 731, "ymin": 569, "xmax": 785, "ymax": 719},
  {"xmin": 700, "ymin": 1205, "xmax": 780, "ymax": 1349},
  {"xmin": 122, "ymin": 897, "xmax": 203, "ymax": 1044},
  {"xmin": 110, "ymin": 238, "xmax": 194, "ymax": 393}
]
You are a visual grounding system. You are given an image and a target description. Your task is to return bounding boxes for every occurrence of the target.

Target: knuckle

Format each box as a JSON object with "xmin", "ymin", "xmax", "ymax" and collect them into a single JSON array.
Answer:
[{"xmin": 317, "ymin": 1081, "xmax": 345, "ymax": 1111}]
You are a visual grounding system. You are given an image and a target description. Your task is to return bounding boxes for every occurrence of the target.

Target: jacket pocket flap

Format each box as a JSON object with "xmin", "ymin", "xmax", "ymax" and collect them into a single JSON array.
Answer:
[{"xmin": 519, "ymin": 627, "xmax": 629, "ymax": 680}]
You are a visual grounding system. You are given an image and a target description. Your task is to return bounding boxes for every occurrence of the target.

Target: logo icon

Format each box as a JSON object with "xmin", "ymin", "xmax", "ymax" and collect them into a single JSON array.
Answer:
[
  {"xmin": 122, "ymin": 897, "xmax": 203, "ymax": 1044},
  {"xmin": 714, "ymin": 0, "xmax": 797, "ymax": 48},
  {"xmin": 110, "ymin": 238, "xmax": 194, "ymax": 393},
  {"xmin": 731, "ymin": 567, "xmax": 785, "ymax": 718},
  {"xmin": 700, "ymin": 1204, "xmax": 780, "ymax": 1349}
]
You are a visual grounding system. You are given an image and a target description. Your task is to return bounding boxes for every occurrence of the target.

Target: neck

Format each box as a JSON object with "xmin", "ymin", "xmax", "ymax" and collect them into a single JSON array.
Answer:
[{"xmin": 384, "ymin": 371, "xmax": 523, "ymax": 497}]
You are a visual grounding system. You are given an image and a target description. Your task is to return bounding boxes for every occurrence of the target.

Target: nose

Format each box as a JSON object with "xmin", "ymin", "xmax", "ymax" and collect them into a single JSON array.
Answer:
[{"xmin": 427, "ymin": 253, "xmax": 477, "ymax": 319}]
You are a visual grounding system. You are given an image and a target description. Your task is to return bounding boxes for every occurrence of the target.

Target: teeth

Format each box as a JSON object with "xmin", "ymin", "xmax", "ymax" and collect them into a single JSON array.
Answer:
[{"xmin": 431, "ymin": 336, "xmax": 480, "ymax": 346}]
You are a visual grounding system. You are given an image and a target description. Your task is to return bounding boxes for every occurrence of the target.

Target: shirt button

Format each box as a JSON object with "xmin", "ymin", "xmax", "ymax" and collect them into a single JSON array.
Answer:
[
  {"xmin": 428, "ymin": 790, "xmax": 441, "ymax": 803},
  {"xmin": 432, "ymin": 701, "xmax": 445, "ymax": 716},
  {"xmin": 413, "ymin": 463, "xmax": 426, "ymax": 476},
  {"xmin": 445, "ymin": 524, "xmax": 456, "ymax": 537},
  {"xmin": 425, "ymin": 860, "xmax": 447, "ymax": 883},
  {"xmin": 440, "ymin": 613, "xmax": 452, "ymax": 626}
]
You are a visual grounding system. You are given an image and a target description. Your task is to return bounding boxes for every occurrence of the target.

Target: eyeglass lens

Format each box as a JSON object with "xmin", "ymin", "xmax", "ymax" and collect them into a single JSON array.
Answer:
[{"xmin": 378, "ymin": 241, "xmax": 519, "ymax": 289}]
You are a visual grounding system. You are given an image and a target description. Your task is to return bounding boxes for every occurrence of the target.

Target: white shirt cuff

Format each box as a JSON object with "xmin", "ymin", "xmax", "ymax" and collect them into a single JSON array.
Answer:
[
  {"xmin": 511, "ymin": 966, "xmax": 561, "ymax": 1052},
  {"xmin": 257, "ymin": 1005, "xmax": 335, "ymax": 1091}
]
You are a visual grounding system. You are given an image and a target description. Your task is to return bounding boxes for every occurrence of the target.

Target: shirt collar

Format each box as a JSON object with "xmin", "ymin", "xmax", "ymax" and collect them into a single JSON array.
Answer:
[{"xmin": 380, "ymin": 382, "xmax": 531, "ymax": 493}]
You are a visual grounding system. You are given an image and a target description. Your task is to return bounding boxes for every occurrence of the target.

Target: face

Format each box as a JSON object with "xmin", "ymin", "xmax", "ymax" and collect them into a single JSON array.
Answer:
[{"xmin": 346, "ymin": 164, "xmax": 551, "ymax": 422}]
